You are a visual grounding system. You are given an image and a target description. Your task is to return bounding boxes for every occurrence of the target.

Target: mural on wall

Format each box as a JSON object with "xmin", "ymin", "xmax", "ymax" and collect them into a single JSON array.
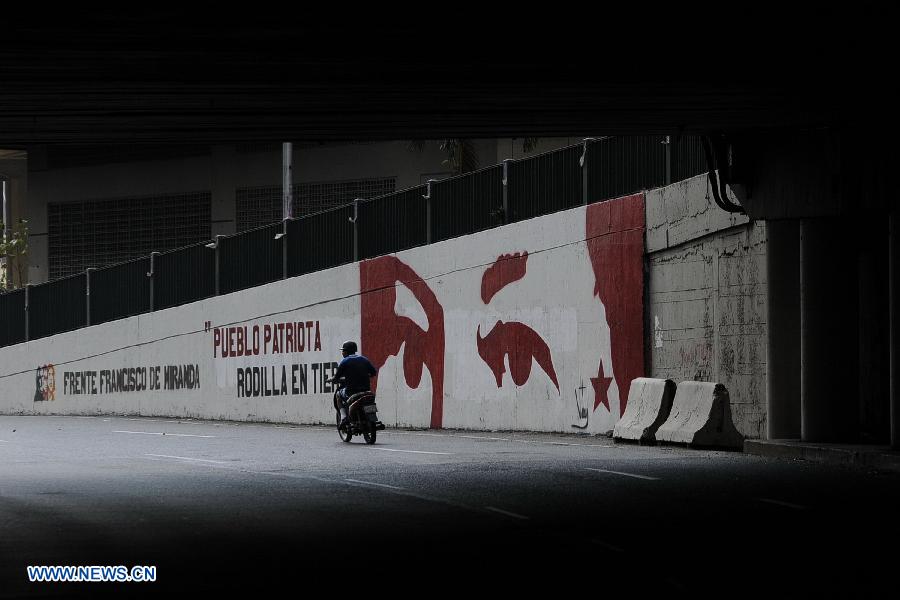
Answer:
[
  {"xmin": 212, "ymin": 319, "xmax": 343, "ymax": 398},
  {"xmin": 58, "ymin": 365, "xmax": 199, "ymax": 396},
  {"xmin": 358, "ymin": 193, "xmax": 646, "ymax": 433},
  {"xmin": 477, "ymin": 252, "xmax": 560, "ymax": 392},
  {"xmin": 34, "ymin": 364, "xmax": 55, "ymax": 402},
  {"xmin": 586, "ymin": 194, "xmax": 645, "ymax": 416},
  {"xmin": 8, "ymin": 194, "xmax": 646, "ymax": 434},
  {"xmin": 360, "ymin": 256, "xmax": 446, "ymax": 429}
]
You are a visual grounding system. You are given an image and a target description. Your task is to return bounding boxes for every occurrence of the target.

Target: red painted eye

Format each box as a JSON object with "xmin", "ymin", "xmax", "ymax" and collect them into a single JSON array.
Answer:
[{"xmin": 476, "ymin": 321, "xmax": 559, "ymax": 392}]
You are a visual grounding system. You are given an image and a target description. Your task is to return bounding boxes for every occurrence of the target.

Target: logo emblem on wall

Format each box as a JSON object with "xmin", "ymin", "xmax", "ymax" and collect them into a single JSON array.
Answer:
[{"xmin": 34, "ymin": 364, "xmax": 56, "ymax": 402}]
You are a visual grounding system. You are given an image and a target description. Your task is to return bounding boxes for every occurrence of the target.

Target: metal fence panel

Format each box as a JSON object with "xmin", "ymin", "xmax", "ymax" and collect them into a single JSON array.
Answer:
[
  {"xmin": 0, "ymin": 288, "xmax": 27, "ymax": 347},
  {"xmin": 357, "ymin": 186, "xmax": 428, "ymax": 260},
  {"xmin": 154, "ymin": 242, "xmax": 217, "ymax": 311},
  {"xmin": 286, "ymin": 204, "xmax": 355, "ymax": 277},
  {"xmin": 27, "ymin": 273, "xmax": 87, "ymax": 340},
  {"xmin": 507, "ymin": 145, "xmax": 583, "ymax": 222},
  {"xmin": 431, "ymin": 166, "xmax": 504, "ymax": 243},
  {"xmin": 586, "ymin": 136, "xmax": 667, "ymax": 203},
  {"xmin": 89, "ymin": 257, "xmax": 152, "ymax": 325},
  {"xmin": 671, "ymin": 135, "xmax": 707, "ymax": 183},
  {"xmin": 219, "ymin": 223, "xmax": 284, "ymax": 295}
]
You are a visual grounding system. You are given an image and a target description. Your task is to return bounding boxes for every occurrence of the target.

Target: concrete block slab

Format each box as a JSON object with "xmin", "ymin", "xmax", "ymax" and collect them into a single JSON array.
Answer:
[
  {"xmin": 655, "ymin": 381, "xmax": 744, "ymax": 449},
  {"xmin": 613, "ymin": 378, "xmax": 676, "ymax": 444}
]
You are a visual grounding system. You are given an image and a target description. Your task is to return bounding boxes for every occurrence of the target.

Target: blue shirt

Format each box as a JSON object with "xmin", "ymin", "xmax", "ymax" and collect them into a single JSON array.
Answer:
[{"xmin": 334, "ymin": 354, "xmax": 377, "ymax": 394}]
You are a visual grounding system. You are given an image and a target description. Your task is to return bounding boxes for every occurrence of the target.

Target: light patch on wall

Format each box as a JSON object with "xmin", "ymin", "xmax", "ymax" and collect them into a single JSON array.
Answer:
[
  {"xmin": 393, "ymin": 281, "xmax": 429, "ymax": 332},
  {"xmin": 655, "ymin": 315, "xmax": 663, "ymax": 348}
]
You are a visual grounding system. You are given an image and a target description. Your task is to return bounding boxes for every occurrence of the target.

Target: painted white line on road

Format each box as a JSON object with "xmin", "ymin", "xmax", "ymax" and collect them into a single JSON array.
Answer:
[
  {"xmin": 458, "ymin": 435, "xmax": 511, "ymax": 442},
  {"xmin": 369, "ymin": 447, "xmax": 452, "ymax": 455},
  {"xmin": 759, "ymin": 498, "xmax": 807, "ymax": 510},
  {"xmin": 145, "ymin": 454, "xmax": 230, "ymax": 464},
  {"xmin": 585, "ymin": 468, "xmax": 660, "ymax": 481},
  {"xmin": 0, "ymin": 440, "xmax": 10, "ymax": 443},
  {"xmin": 484, "ymin": 506, "xmax": 529, "ymax": 520},
  {"xmin": 345, "ymin": 479, "xmax": 405, "ymax": 490},
  {"xmin": 380, "ymin": 431, "xmax": 447, "ymax": 438},
  {"xmin": 547, "ymin": 441, "xmax": 609, "ymax": 447},
  {"xmin": 114, "ymin": 431, "xmax": 215, "ymax": 438},
  {"xmin": 591, "ymin": 539, "xmax": 625, "ymax": 553}
]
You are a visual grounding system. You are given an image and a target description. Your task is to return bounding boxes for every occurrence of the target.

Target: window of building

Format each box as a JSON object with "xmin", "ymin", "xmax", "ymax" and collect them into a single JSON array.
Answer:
[{"xmin": 47, "ymin": 192, "xmax": 211, "ymax": 280}]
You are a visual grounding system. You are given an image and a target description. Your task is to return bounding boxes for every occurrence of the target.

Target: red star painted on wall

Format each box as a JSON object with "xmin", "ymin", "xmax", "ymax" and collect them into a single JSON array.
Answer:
[{"xmin": 591, "ymin": 359, "xmax": 613, "ymax": 412}]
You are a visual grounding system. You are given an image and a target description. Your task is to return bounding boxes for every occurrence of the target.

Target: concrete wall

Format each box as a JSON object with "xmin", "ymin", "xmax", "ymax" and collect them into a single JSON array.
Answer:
[
  {"xmin": 646, "ymin": 174, "xmax": 767, "ymax": 439},
  {"xmin": 2, "ymin": 193, "xmax": 646, "ymax": 435}
]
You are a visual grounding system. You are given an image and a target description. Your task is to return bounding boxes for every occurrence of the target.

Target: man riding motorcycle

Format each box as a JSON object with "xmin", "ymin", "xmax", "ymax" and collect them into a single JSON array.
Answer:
[{"xmin": 327, "ymin": 340, "xmax": 378, "ymax": 428}]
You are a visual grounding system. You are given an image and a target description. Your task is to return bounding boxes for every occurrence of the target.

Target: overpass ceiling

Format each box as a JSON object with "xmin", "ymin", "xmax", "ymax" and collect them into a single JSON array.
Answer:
[{"xmin": 0, "ymin": 10, "xmax": 886, "ymax": 147}]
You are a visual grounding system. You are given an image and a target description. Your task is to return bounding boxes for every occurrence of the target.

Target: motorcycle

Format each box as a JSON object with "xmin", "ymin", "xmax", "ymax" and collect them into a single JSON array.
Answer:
[{"xmin": 331, "ymin": 379, "xmax": 385, "ymax": 444}]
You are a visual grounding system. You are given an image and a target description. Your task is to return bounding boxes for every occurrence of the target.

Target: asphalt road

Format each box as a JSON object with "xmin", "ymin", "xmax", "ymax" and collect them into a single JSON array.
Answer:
[{"xmin": 1, "ymin": 415, "xmax": 898, "ymax": 598}]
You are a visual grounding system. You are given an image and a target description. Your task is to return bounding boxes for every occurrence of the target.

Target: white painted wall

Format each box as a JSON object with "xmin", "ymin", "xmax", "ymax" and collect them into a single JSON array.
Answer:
[{"xmin": 0, "ymin": 197, "xmax": 637, "ymax": 435}]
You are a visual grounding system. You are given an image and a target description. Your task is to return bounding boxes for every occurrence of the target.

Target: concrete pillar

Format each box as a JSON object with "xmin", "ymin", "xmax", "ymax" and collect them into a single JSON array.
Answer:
[
  {"xmin": 766, "ymin": 219, "xmax": 801, "ymax": 439},
  {"xmin": 891, "ymin": 211, "xmax": 900, "ymax": 450},
  {"xmin": 800, "ymin": 218, "xmax": 859, "ymax": 442},
  {"xmin": 858, "ymin": 224, "xmax": 890, "ymax": 443}
]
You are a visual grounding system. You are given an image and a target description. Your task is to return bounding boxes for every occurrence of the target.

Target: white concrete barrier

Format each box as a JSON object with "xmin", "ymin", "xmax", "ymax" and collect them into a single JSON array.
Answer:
[
  {"xmin": 654, "ymin": 381, "xmax": 744, "ymax": 449},
  {"xmin": 612, "ymin": 378, "xmax": 675, "ymax": 444}
]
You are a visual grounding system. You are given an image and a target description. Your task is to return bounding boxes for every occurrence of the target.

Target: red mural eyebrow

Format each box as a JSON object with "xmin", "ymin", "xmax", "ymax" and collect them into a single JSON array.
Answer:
[
  {"xmin": 481, "ymin": 252, "xmax": 528, "ymax": 304},
  {"xmin": 476, "ymin": 320, "xmax": 559, "ymax": 392}
]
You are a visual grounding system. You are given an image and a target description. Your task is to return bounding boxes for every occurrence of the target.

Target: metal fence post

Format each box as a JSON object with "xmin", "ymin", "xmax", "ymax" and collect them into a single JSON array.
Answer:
[
  {"xmin": 424, "ymin": 180, "xmax": 435, "ymax": 243},
  {"xmin": 214, "ymin": 235, "xmax": 223, "ymax": 296},
  {"xmin": 352, "ymin": 200, "xmax": 359, "ymax": 263},
  {"xmin": 85, "ymin": 267, "xmax": 95, "ymax": 326},
  {"xmin": 501, "ymin": 159, "xmax": 512, "ymax": 224},
  {"xmin": 581, "ymin": 138, "xmax": 596, "ymax": 206},
  {"xmin": 664, "ymin": 135, "xmax": 672, "ymax": 185},
  {"xmin": 149, "ymin": 252, "xmax": 159, "ymax": 311},
  {"xmin": 24, "ymin": 283, "xmax": 31, "ymax": 342},
  {"xmin": 281, "ymin": 219, "xmax": 289, "ymax": 279}
]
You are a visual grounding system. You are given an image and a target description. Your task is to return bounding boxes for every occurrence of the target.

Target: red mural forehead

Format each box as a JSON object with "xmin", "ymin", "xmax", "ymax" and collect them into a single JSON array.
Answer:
[
  {"xmin": 360, "ymin": 256, "xmax": 445, "ymax": 429},
  {"xmin": 586, "ymin": 193, "xmax": 645, "ymax": 417}
]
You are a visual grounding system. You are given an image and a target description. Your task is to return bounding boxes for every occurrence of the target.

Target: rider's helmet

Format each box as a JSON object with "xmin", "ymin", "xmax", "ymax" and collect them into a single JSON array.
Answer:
[{"xmin": 341, "ymin": 340, "xmax": 358, "ymax": 355}]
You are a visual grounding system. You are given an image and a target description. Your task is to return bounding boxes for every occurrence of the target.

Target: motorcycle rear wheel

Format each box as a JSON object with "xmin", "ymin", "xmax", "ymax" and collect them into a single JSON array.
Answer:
[
  {"xmin": 337, "ymin": 412, "xmax": 353, "ymax": 443},
  {"xmin": 363, "ymin": 423, "xmax": 377, "ymax": 445}
]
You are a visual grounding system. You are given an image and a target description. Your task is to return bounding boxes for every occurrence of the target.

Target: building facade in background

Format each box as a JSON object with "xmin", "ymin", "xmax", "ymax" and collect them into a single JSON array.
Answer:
[{"xmin": 12, "ymin": 138, "xmax": 584, "ymax": 284}]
